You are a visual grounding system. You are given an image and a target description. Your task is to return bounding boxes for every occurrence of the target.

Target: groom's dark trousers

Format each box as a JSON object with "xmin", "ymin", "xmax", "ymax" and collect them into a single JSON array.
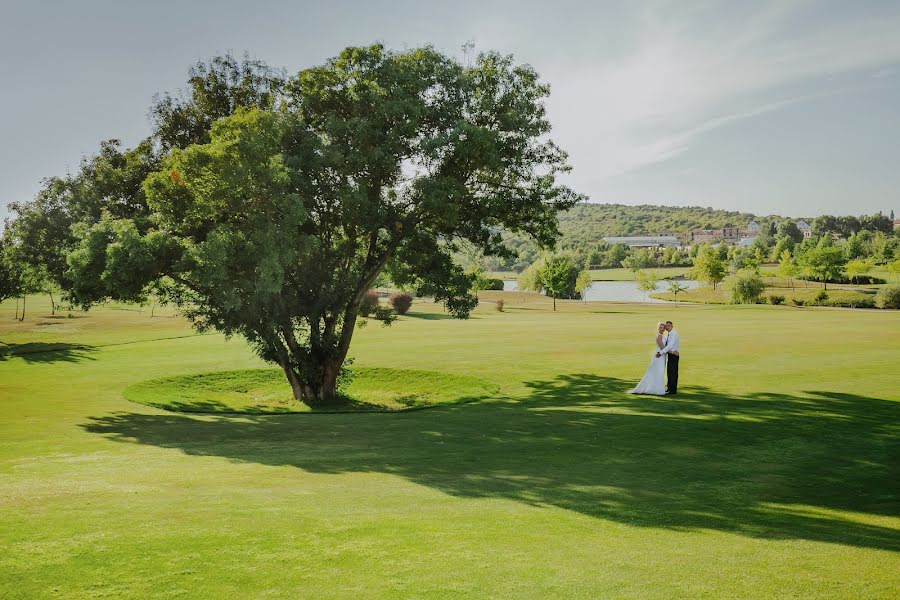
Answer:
[{"xmin": 666, "ymin": 354, "xmax": 679, "ymax": 394}]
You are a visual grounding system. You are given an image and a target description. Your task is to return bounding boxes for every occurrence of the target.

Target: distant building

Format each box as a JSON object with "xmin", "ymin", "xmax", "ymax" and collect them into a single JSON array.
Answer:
[
  {"xmin": 603, "ymin": 235, "xmax": 680, "ymax": 248},
  {"xmin": 690, "ymin": 229, "xmax": 721, "ymax": 244},
  {"xmin": 737, "ymin": 237, "xmax": 757, "ymax": 248},
  {"xmin": 690, "ymin": 227, "xmax": 743, "ymax": 245},
  {"xmin": 746, "ymin": 220, "xmax": 760, "ymax": 233},
  {"xmin": 722, "ymin": 227, "xmax": 741, "ymax": 242},
  {"xmin": 893, "ymin": 219, "xmax": 900, "ymax": 230},
  {"xmin": 796, "ymin": 220, "xmax": 811, "ymax": 231}
]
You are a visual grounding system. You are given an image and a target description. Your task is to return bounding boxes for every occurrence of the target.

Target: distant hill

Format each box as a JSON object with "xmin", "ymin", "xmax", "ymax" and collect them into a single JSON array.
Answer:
[
  {"xmin": 557, "ymin": 203, "xmax": 762, "ymax": 246},
  {"xmin": 489, "ymin": 203, "xmax": 781, "ymax": 271}
]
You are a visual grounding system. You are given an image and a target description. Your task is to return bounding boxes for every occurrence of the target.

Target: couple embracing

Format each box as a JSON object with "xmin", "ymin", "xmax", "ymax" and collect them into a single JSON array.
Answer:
[{"xmin": 628, "ymin": 320, "xmax": 680, "ymax": 396}]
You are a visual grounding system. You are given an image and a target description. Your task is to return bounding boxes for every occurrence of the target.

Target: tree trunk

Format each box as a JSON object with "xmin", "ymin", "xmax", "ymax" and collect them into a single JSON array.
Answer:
[
  {"xmin": 48, "ymin": 291, "xmax": 56, "ymax": 315},
  {"xmin": 14, "ymin": 297, "xmax": 19, "ymax": 320},
  {"xmin": 290, "ymin": 359, "xmax": 342, "ymax": 407},
  {"xmin": 281, "ymin": 364, "xmax": 305, "ymax": 402},
  {"xmin": 552, "ymin": 294, "xmax": 556, "ymax": 311},
  {"xmin": 20, "ymin": 295, "xmax": 25, "ymax": 321}
]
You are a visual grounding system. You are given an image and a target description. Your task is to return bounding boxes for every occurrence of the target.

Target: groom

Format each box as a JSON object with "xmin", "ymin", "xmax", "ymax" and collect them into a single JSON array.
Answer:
[{"xmin": 655, "ymin": 321, "xmax": 680, "ymax": 395}]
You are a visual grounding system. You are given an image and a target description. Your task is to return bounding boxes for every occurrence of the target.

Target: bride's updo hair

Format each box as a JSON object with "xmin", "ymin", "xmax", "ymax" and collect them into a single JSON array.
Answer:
[{"xmin": 656, "ymin": 322, "xmax": 665, "ymax": 332}]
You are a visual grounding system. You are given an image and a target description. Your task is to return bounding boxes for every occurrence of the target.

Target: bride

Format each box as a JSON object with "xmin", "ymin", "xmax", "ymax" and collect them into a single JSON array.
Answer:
[{"xmin": 627, "ymin": 322, "xmax": 667, "ymax": 395}]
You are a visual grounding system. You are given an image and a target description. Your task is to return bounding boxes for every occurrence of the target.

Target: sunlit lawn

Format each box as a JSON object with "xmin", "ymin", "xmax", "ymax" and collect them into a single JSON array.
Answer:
[{"xmin": 1, "ymin": 294, "xmax": 898, "ymax": 598}]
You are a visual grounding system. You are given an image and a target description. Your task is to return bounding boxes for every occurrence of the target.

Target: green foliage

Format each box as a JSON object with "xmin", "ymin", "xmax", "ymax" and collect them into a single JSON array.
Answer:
[
  {"xmin": 558, "ymin": 203, "xmax": 755, "ymax": 243},
  {"xmin": 777, "ymin": 220, "xmax": 804, "ymax": 243},
  {"xmin": 691, "ymin": 245, "xmax": 727, "ymax": 290},
  {"xmin": 0, "ymin": 238, "xmax": 25, "ymax": 303},
  {"xmin": 574, "ymin": 269, "xmax": 593, "ymax": 297},
  {"xmin": 770, "ymin": 235, "xmax": 795, "ymax": 262},
  {"xmin": 845, "ymin": 258, "xmax": 873, "ymax": 284},
  {"xmin": 541, "ymin": 254, "xmax": 579, "ymax": 310},
  {"xmin": 768, "ymin": 294, "xmax": 785, "ymax": 305},
  {"xmin": 777, "ymin": 250, "xmax": 800, "ymax": 290},
  {"xmin": 516, "ymin": 253, "xmax": 585, "ymax": 309},
  {"xmin": 875, "ymin": 285, "xmax": 900, "ymax": 309},
  {"xmin": 843, "ymin": 233, "xmax": 865, "ymax": 260},
  {"xmin": 886, "ymin": 259, "xmax": 900, "ymax": 283},
  {"xmin": 725, "ymin": 269, "xmax": 766, "ymax": 304},
  {"xmin": 485, "ymin": 278, "xmax": 505, "ymax": 291},
  {"xmin": 813, "ymin": 213, "xmax": 893, "ymax": 237},
  {"xmin": 635, "ymin": 270, "xmax": 658, "ymax": 302},
  {"xmin": 666, "ymin": 280, "xmax": 689, "ymax": 303},
  {"xmin": 517, "ymin": 261, "xmax": 544, "ymax": 293},
  {"xmin": 149, "ymin": 53, "xmax": 285, "ymax": 151},
  {"xmin": 6, "ymin": 55, "xmax": 284, "ymax": 304},
  {"xmin": 51, "ymin": 45, "xmax": 579, "ymax": 406},
  {"xmin": 799, "ymin": 245, "xmax": 845, "ymax": 290},
  {"xmin": 359, "ymin": 290, "xmax": 380, "ymax": 317},
  {"xmin": 814, "ymin": 290, "xmax": 829, "ymax": 304},
  {"xmin": 389, "ymin": 292, "xmax": 414, "ymax": 315},
  {"xmin": 621, "ymin": 248, "xmax": 653, "ymax": 275}
]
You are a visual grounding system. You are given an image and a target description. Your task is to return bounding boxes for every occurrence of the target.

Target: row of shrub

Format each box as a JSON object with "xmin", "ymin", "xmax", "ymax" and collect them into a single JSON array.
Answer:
[
  {"xmin": 765, "ymin": 287, "xmax": 899, "ymax": 308},
  {"xmin": 800, "ymin": 274, "xmax": 886, "ymax": 285},
  {"xmin": 359, "ymin": 290, "xmax": 414, "ymax": 316},
  {"xmin": 726, "ymin": 269, "xmax": 900, "ymax": 309}
]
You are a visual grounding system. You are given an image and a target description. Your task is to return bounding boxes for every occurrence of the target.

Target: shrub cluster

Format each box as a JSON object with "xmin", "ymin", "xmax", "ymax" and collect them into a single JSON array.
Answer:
[
  {"xmin": 389, "ymin": 292, "xmax": 413, "ymax": 315},
  {"xmin": 800, "ymin": 274, "xmax": 886, "ymax": 285},
  {"xmin": 485, "ymin": 278, "xmax": 505, "ymax": 291},
  {"xmin": 495, "ymin": 298, "xmax": 505, "ymax": 312},
  {"xmin": 768, "ymin": 294, "xmax": 785, "ymax": 305},
  {"xmin": 725, "ymin": 270, "xmax": 765, "ymax": 304},
  {"xmin": 791, "ymin": 292, "xmax": 876, "ymax": 309},
  {"xmin": 359, "ymin": 289, "xmax": 380, "ymax": 317},
  {"xmin": 875, "ymin": 285, "xmax": 900, "ymax": 309}
]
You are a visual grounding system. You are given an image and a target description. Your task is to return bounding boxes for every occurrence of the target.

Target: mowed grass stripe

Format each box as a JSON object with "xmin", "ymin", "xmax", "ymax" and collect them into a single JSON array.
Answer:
[{"xmin": 0, "ymin": 296, "xmax": 898, "ymax": 599}]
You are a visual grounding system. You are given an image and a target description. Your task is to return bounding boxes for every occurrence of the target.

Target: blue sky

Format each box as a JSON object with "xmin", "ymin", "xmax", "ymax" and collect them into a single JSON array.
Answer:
[{"xmin": 2, "ymin": 0, "xmax": 899, "ymax": 223}]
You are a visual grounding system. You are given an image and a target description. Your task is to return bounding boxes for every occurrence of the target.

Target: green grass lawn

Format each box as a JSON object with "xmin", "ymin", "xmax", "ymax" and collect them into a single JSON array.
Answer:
[
  {"xmin": 123, "ymin": 367, "xmax": 499, "ymax": 414},
  {"xmin": 1, "ymin": 295, "xmax": 898, "ymax": 598}
]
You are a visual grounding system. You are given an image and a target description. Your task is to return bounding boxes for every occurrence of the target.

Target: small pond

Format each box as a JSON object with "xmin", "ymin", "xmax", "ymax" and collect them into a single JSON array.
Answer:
[{"xmin": 502, "ymin": 279, "xmax": 701, "ymax": 303}]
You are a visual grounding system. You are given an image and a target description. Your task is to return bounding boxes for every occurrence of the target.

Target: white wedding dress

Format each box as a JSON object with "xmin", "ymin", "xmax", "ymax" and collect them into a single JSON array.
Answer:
[{"xmin": 628, "ymin": 335, "xmax": 667, "ymax": 395}]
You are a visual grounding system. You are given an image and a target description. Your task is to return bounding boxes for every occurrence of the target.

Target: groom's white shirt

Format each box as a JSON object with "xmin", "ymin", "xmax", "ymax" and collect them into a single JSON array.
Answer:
[{"xmin": 662, "ymin": 330, "xmax": 680, "ymax": 354}]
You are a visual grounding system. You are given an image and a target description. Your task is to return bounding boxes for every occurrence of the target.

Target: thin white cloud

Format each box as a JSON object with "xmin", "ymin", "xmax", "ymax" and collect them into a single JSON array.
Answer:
[{"xmin": 539, "ymin": 1, "xmax": 900, "ymax": 182}]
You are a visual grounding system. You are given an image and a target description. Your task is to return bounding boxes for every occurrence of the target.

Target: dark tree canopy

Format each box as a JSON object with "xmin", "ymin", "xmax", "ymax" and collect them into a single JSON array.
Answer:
[
  {"xmin": 56, "ymin": 45, "xmax": 579, "ymax": 405},
  {"xmin": 150, "ymin": 53, "xmax": 285, "ymax": 151},
  {"xmin": 5, "ymin": 54, "xmax": 289, "ymax": 306}
]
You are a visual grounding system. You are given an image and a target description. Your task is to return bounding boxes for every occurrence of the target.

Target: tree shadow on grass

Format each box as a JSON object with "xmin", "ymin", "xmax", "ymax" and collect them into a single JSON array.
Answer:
[
  {"xmin": 0, "ymin": 341, "xmax": 96, "ymax": 363},
  {"xmin": 82, "ymin": 374, "xmax": 900, "ymax": 551},
  {"xmin": 400, "ymin": 311, "xmax": 463, "ymax": 321}
]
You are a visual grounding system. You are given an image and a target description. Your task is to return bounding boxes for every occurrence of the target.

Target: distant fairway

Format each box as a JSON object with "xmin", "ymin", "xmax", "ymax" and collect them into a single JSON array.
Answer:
[{"xmin": 1, "ymin": 294, "xmax": 898, "ymax": 598}]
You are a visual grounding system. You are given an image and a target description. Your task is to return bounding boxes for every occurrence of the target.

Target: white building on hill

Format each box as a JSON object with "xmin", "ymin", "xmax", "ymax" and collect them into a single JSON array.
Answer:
[{"xmin": 603, "ymin": 235, "xmax": 680, "ymax": 248}]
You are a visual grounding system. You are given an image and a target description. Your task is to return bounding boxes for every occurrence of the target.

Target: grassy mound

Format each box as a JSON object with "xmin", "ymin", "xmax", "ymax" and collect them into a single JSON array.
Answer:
[{"xmin": 122, "ymin": 367, "xmax": 498, "ymax": 414}]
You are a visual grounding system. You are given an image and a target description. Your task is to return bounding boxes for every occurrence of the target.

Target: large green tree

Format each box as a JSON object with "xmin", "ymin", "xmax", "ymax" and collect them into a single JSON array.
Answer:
[
  {"xmin": 799, "ymin": 245, "xmax": 845, "ymax": 290},
  {"xmin": 7, "ymin": 54, "xmax": 281, "ymax": 306},
  {"xmin": 66, "ymin": 45, "xmax": 579, "ymax": 405},
  {"xmin": 691, "ymin": 245, "xmax": 727, "ymax": 290}
]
